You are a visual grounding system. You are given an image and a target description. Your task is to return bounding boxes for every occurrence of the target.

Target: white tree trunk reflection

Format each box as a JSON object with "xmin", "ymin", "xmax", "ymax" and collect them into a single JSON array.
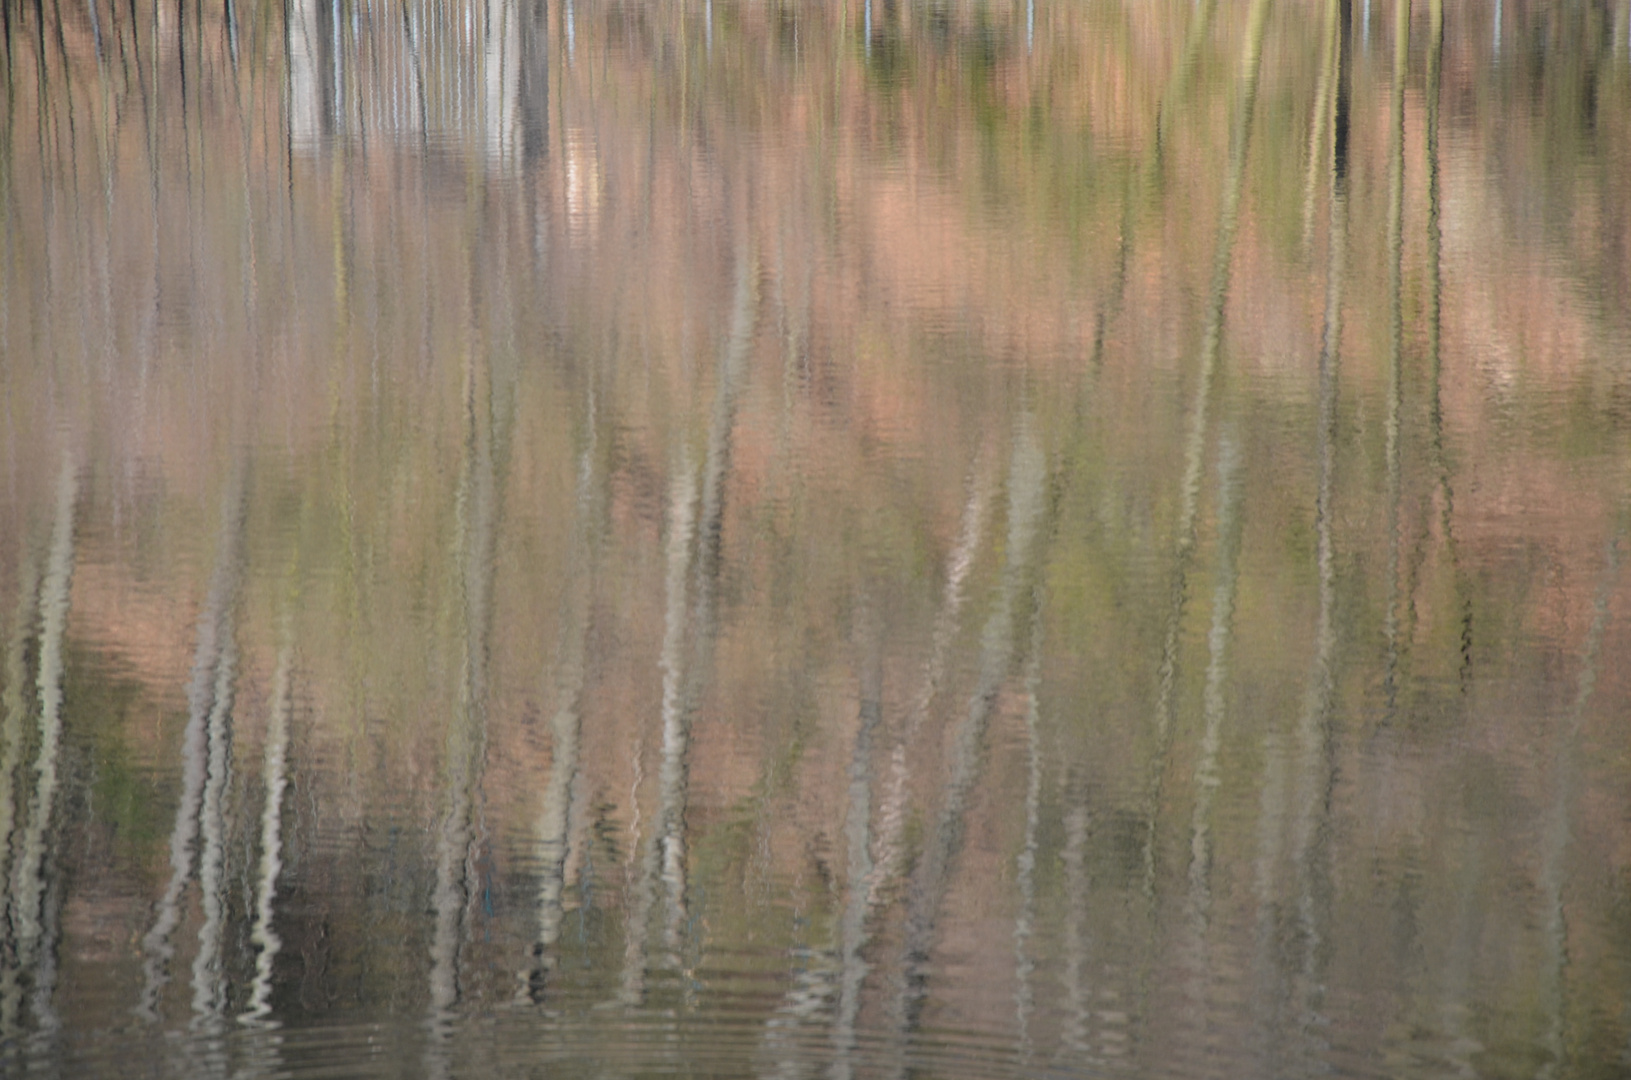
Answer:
[
  {"xmin": 5, "ymin": 455, "xmax": 77, "ymax": 1036},
  {"xmin": 141, "ymin": 469, "xmax": 247, "ymax": 1023}
]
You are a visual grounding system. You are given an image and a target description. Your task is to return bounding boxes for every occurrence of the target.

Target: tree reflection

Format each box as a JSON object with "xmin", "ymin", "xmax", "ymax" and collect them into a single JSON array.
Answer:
[
  {"xmin": 1, "ymin": 0, "xmax": 1630, "ymax": 1075},
  {"xmin": 888, "ymin": 417, "xmax": 1047, "ymax": 1077},
  {"xmin": 140, "ymin": 468, "xmax": 247, "ymax": 1024},
  {"xmin": 524, "ymin": 378, "xmax": 606, "ymax": 1002},
  {"xmin": 2, "ymin": 454, "xmax": 77, "ymax": 1042}
]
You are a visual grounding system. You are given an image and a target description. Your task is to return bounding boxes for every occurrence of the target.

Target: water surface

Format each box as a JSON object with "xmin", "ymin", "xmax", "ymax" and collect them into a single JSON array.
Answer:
[{"xmin": 3, "ymin": 0, "xmax": 1631, "ymax": 1076}]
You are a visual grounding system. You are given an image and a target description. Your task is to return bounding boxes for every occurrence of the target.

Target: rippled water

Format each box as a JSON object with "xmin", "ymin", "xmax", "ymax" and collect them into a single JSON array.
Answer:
[{"xmin": 3, "ymin": 0, "xmax": 1631, "ymax": 1076}]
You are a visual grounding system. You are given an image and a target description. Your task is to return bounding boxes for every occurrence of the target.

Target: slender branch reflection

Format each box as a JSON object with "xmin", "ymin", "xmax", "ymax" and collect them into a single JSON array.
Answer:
[
  {"xmin": 1382, "ymin": 0, "xmax": 1411, "ymax": 718},
  {"xmin": 1537, "ymin": 516, "xmax": 1625, "ymax": 1080},
  {"xmin": 6, "ymin": 454, "xmax": 76, "ymax": 1038},
  {"xmin": 140, "ymin": 468, "xmax": 247, "ymax": 1022},
  {"xmin": 620, "ymin": 448, "xmax": 697, "ymax": 1007},
  {"xmin": 1174, "ymin": 431, "xmax": 1242, "ymax": 1067},
  {"xmin": 888, "ymin": 418, "xmax": 1047, "ymax": 1078},
  {"xmin": 1143, "ymin": 0, "xmax": 1273, "ymax": 915},
  {"xmin": 1, "ymin": 0, "xmax": 1629, "ymax": 1074},
  {"xmin": 525, "ymin": 385, "xmax": 605, "ymax": 1002},
  {"xmin": 1011, "ymin": 608, "xmax": 1044, "ymax": 1067}
]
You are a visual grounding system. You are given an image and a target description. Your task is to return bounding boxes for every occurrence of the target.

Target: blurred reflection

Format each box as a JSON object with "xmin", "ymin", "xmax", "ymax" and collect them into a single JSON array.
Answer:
[
  {"xmin": 1258, "ymin": 3, "xmax": 1349, "ymax": 1069},
  {"xmin": 1145, "ymin": 0, "xmax": 1272, "ymax": 905},
  {"xmin": 832, "ymin": 452, "xmax": 990, "ymax": 1080},
  {"xmin": 429, "ymin": 332, "xmax": 513, "ymax": 1047},
  {"xmin": 2, "ymin": 456, "xmax": 77, "ymax": 1041},
  {"xmin": 140, "ymin": 473, "xmax": 247, "ymax": 1023},
  {"xmin": 889, "ymin": 419, "xmax": 1047, "ymax": 1076},
  {"xmin": 0, "ymin": 551, "xmax": 41, "ymax": 1047},
  {"xmin": 246, "ymin": 639, "xmax": 294, "ymax": 1023},
  {"xmin": 290, "ymin": 0, "xmax": 541, "ymax": 165},
  {"xmin": 620, "ymin": 448, "xmax": 698, "ymax": 1006},
  {"xmin": 2, "ymin": 0, "xmax": 1631, "ymax": 1076},
  {"xmin": 1383, "ymin": 0, "xmax": 1411, "ymax": 718},
  {"xmin": 524, "ymin": 384, "xmax": 604, "ymax": 1002},
  {"xmin": 1171, "ymin": 432, "xmax": 1241, "ymax": 1068},
  {"xmin": 1010, "ymin": 606, "xmax": 1043, "ymax": 1066},
  {"xmin": 1537, "ymin": 520, "xmax": 1623, "ymax": 1079}
]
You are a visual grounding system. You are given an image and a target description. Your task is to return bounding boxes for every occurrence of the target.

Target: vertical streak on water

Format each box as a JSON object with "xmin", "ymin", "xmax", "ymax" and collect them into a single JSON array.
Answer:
[
  {"xmin": 1278, "ymin": 9, "xmax": 1348, "ymax": 1065},
  {"xmin": 226, "ymin": 0, "xmax": 248, "ymax": 92},
  {"xmin": 520, "ymin": 0, "xmax": 549, "ymax": 253},
  {"xmin": 1382, "ymin": 0, "xmax": 1410, "ymax": 720},
  {"xmin": 428, "ymin": 327, "xmax": 504, "ymax": 1038},
  {"xmin": 1257, "ymin": 7, "xmax": 1346, "ymax": 1064},
  {"xmin": 0, "ymin": 563, "xmax": 34, "ymax": 1047},
  {"xmin": 1149, "ymin": 0, "xmax": 1220, "ymax": 181},
  {"xmin": 1422, "ymin": 0, "xmax": 1470, "ymax": 692},
  {"xmin": 1143, "ymin": 0, "xmax": 1272, "ymax": 906},
  {"xmin": 330, "ymin": 0, "xmax": 342, "ymax": 132},
  {"xmin": 403, "ymin": 0, "xmax": 428, "ymax": 148},
  {"xmin": 233, "ymin": 0, "xmax": 261, "ymax": 407},
  {"xmin": 889, "ymin": 419, "xmax": 1047, "ymax": 1079},
  {"xmin": 141, "ymin": 470, "xmax": 247, "ymax": 1021},
  {"xmin": 245, "ymin": 637, "xmax": 295, "ymax": 1022},
  {"xmin": 830, "ymin": 455, "xmax": 992, "ymax": 1080},
  {"xmin": 29, "ymin": 0, "xmax": 60, "ymax": 412},
  {"xmin": 1303, "ymin": 0, "xmax": 1343, "ymax": 249},
  {"xmin": 781, "ymin": 617, "xmax": 888, "ymax": 1080},
  {"xmin": 1059, "ymin": 796, "xmax": 1092, "ymax": 1062},
  {"xmin": 8, "ymin": 455, "xmax": 76, "ymax": 1035},
  {"xmin": 863, "ymin": 0, "xmax": 870, "ymax": 58},
  {"xmin": 1422, "ymin": 5, "xmax": 1475, "ymax": 1066},
  {"xmin": 0, "ymin": 4, "xmax": 14, "ymax": 186},
  {"xmin": 426, "ymin": 0, "xmax": 437, "ymax": 127},
  {"xmin": 56, "ymin": 0, "xmax": 87, "ymax": 214},
  {"xmin": 190, "ymin": 619, "xmax": 239, "ymax": 1028},
  {"xmin": 692, "ymin": 241, "xmax": 756, "ymax": 717},
  {"xmin": 288, "ymin": 0, "xmax": 321, "ymax": 149},
  {"xmin": 1176, "ymin": 433, "xmax": 1242, "ymax": 1064},
  {"xmin": 1493, "ymin": 0, "xmax": 1501, "ymax": 57},
  {"xmin": 523, "ymin": 389, "xmax": 602, "ymax": 1001},
  {"xmin": 235, "ymin": 623, "xmax": 295, "ymax": 1080},
  {"xmin": 658, "ymin": 241, "xmax": 755, "ymax": 973},
  {"xmin": 769, "ymin": 236, "xmax": 796, "ymax": 469},
  {"xmin": 827, "ymin": 624, "xmax": 884, "ymax": 1080},
  {"xmin": 480, "ymin": 0, "xmax": 491, "ymax": 154},
  {"xmin": 872, "ymin": 453, "xmax": 993, "ymax": 905},
  {"xmin": 619, "ymin": 451, "xmax": 697, "ymax": 1006},
  {"xmin": 1285, "ymin": 302, "xmax": 1341, "ymax": 1066},
  {"xmin": 1012, "ymin": 610, "xmax": 1045, "ymax": 1067},
  {"xmin": 92, "ymin": 0, "xmax": 117, "ymax": 448},
  {"xmin": 1, "ymin": 9, "xmax": 10, "ymax": 443},
  {"xmin": 764, "ymin": 607, "xmax": 884, "ymax": 1080},
  {"xmin": 490, "ymin": 0, "xmax": 521, "ymax": 166},
  {"xmin": 1250, "ymin": 728, "xmax": 1291, "ymax": 1065},
  {"xmin": 388, "ymin": 0, "xmax": 398, "ymax": 135},
  {"xmin": 145, "ymin": 473, "xmax": 246, "ymax": 1024},
  {"xmin": 350, "ymin": 0, "xmax": 366, "ymax": 151},
  {"xmin": 85, "ymin": 0, "xmax": 102, "ymax": 61},
  {"xmin": 1535, "ymin": 523, "xmax": 1624, "ymax": 1080},
  {"xmin": 0, "ymin": 550, "xmax": 41, "ymax": 962},
  {"xmin": 1437, "ymin": 844, "xmax": 1486, "ymax": 1078}
]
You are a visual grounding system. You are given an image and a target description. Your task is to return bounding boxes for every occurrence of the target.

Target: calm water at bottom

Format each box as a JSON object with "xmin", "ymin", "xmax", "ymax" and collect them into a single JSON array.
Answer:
[{"xmin": 3, "ymin": 0, "xmax": 1631, "ymax": 1075}]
